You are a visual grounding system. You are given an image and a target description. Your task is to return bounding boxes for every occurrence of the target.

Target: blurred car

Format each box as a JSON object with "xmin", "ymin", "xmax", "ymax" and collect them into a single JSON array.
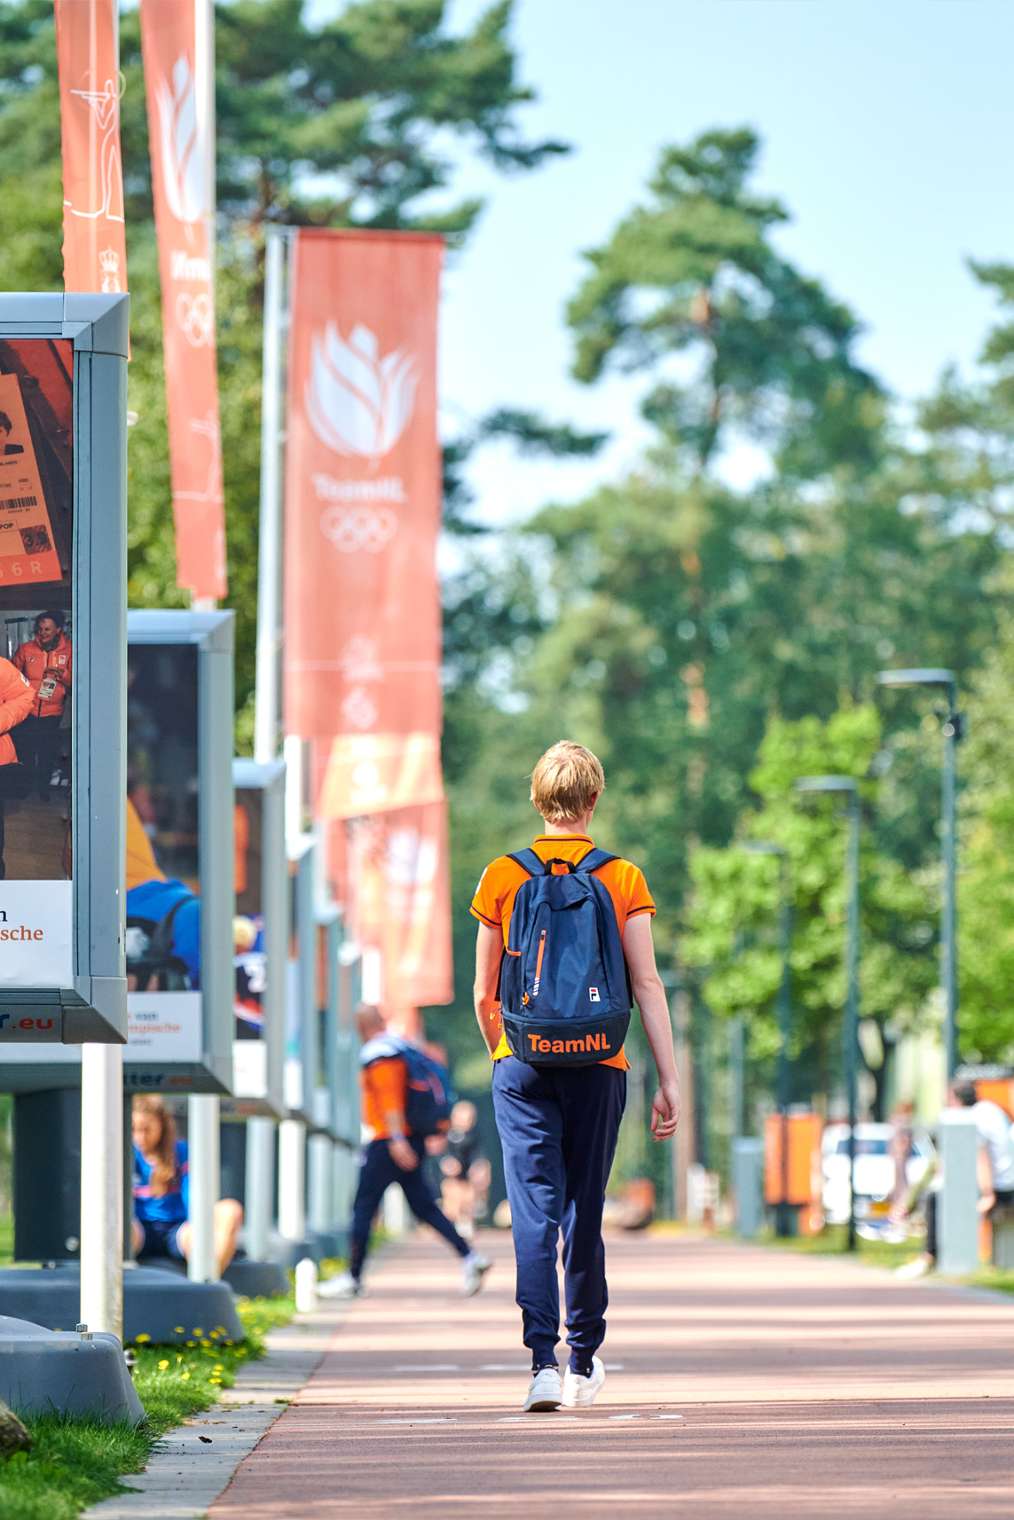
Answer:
[{"xmin": 821, "ymin": 1122, "xmax": 934, "ymax": 1226}]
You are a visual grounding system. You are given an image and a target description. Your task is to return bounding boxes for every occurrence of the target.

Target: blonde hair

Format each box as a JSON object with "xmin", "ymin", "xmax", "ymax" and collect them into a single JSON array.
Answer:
[
  {"xmin": 530, "ymin": 741, "xmax": 605, "ymax": 824},
  {"xmin": 132, "ymin": 1094, "xmax": 178, "ymax": 1196}
]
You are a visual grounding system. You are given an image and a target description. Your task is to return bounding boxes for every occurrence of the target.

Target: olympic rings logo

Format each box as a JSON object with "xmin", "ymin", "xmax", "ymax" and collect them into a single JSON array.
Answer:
[{"xmin": 319, "ymin": 505, "xmax": 398, "ymax": 553}]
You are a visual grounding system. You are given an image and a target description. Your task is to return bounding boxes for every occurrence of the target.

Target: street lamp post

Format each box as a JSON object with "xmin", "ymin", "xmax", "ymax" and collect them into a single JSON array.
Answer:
[
  {"xmin": 877, "ymin": 669, "xmax": 962, "ymax": 1080},
  {"xmin": 743, "ymin": 843, "xmax": 793, "ymax": 1236},
  {"xmin": 796, "ymin": 777, "xmax": 861, "ymax": 1252}
]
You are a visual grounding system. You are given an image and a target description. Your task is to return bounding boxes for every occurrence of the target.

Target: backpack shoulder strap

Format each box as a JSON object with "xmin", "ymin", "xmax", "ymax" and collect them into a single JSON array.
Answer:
[
  {"xmin": 146, "ymin": 896, "xmax": 190, "ymax": 960},
  {"xmin": 507, "ymin": 848, "xmax": 545, "ymax": 878},
  {"xmin": 576, "ymin": 848, "xmax": 618, "ymax": 876}
]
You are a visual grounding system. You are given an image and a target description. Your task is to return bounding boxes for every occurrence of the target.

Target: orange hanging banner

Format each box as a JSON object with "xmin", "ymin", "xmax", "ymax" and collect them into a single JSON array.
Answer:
[
  {"xmin": 54, "ymin": 0, "xmax": 129, "ymax": 299},
  {"xmin": 139, "ymin": 0, "xmax": 226, "ymax": 601},
  {"xmin": 347, "ymin": 801, "xmax": 453, "ymax": 1011},
  {"xmin": 283, "ymin": 229, "xmax": 444, "ymax": 817}
]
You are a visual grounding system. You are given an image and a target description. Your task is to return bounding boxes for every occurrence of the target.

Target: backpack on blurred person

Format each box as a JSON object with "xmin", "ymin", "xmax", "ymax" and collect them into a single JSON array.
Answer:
[{"xmin": 360, "ymin": 1034, "xmax": 454, "ymax": 1137}]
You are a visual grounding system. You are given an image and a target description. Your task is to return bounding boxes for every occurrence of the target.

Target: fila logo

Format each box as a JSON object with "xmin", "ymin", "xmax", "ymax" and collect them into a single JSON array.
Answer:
[
  {"xmin": 528, "ymin": 1031, "xmax": 607, "ymax": 1055},
  {"xmin": 589, "ymin": 987, "xmax": 601, "ymax": 1003}
]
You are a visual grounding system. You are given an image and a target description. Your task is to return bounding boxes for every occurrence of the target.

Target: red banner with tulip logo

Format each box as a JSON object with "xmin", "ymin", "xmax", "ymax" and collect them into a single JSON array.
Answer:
[
  {"xmin": 283, "ymin": 229, "xmax": 444, "ymax": 818},
  {"xmin": 55, "ymin": 0, "xmax": 129, "ymax": 299},
  {"xmin": 139, "ymin": 0, "xmax": 226, "ymax": 600},
  {"xmin": 346, "ymin": 801, "xmax": 453, "ymax": 1011}
]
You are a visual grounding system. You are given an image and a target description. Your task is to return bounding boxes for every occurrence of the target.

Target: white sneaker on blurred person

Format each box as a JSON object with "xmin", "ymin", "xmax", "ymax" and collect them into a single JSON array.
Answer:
[
  {"xmin": 895, "ymin": 1254, "xmax": 934, "ymax": 1280},
  {"xmin": 462, "ymin": 1252, "xmax": 491, "ymax": 1296},
  {"xmin": 318, "ymin": 1270, "xmax": 362, "ymax": 1299}
]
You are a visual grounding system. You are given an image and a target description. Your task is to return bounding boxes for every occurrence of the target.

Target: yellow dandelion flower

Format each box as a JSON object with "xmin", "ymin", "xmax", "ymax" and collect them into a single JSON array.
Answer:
[
  {"xmin": 135, "ymin": 1333, "xmax": 151, "ymax": 1344},
  {"xmin": 174, "ymin": 1326, "xmax": 185, "ymax": 1334},
  {"xmin": 157, "ymin": 1359, "xmax": 170, "ymax": 1371},
  {"xmin": 192, "ymin": 1327, "xmax": 203, "ymax": 1336},
  {"xmin": 180, "ymin": 1372, "xmax": 191, "ymax": 1381}
]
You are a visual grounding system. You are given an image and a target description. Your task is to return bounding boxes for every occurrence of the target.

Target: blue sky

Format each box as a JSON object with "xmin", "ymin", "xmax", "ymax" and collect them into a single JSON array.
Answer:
[{"xmin": 430, "ymin": 0, "xmax": 1014, "ymax": 523}]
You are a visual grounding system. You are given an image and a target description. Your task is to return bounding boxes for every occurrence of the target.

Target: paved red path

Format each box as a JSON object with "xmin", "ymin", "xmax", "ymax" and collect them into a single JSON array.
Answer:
[{"xmin": 211, "ymin": 1232, "xmax": 1014, "ymax": 1518}]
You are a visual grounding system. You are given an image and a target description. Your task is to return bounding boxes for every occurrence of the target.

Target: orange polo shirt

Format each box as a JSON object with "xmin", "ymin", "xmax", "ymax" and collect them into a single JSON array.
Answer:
[
  {"xmin": 470, "ymin": 834, "xmax": 655, "ymax": 1071},
  {"xmin": 361, "ymin": 1057, "xmax": 408, "ymax": 1140}
]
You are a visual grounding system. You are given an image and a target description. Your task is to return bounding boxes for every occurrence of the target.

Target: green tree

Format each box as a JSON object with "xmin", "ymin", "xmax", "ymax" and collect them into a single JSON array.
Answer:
[
  {"xmin": 956, "ymin": 604, "xmax": 1014, "ymax": 1060},
  {"xmin": 567, "ymin": 127, "xmax": 881, "ymax": 475},
  {"xmin": 683, "ymin": 706, "xmax": 937, "ymax": 1116}
]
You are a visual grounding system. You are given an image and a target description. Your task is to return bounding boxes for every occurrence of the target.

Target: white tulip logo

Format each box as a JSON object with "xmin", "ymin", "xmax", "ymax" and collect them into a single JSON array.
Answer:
[
  {"xmin": 386, "ymin": 829, "xmax": 438, "ymax": 888},
  {"xmin": 306, "ymin": 323, "xmax": 418, "ymax": 462},
  {"xmin": 155, "ymin": 55, "xmax": 207, "ymax": 226}
]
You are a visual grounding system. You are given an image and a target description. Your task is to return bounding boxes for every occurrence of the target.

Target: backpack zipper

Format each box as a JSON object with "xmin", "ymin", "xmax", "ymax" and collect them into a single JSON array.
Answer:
[{"xmin": 533, "ymin": 928, "xmax": 547, "ymax": 996}]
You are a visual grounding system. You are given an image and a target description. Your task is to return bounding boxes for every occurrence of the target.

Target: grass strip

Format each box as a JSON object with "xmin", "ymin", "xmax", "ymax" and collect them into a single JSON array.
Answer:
[{"xmin": 0, "ymin": 1292, "xmax": 296, "ymax": 1520}]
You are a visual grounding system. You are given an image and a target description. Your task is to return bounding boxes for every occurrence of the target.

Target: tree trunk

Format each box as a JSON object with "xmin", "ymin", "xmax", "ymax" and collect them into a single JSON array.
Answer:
[{"xmin": 0, "ymin": 1400, "xmax": 31, "ymax": 1457}]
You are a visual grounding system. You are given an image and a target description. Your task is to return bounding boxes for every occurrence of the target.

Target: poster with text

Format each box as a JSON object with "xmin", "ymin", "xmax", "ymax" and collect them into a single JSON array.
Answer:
[{"xmin": 0, "ymin": 340, "xmax": 74, "ymax": 987}]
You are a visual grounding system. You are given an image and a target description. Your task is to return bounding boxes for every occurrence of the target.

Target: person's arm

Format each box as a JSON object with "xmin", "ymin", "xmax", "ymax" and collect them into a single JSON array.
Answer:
[
  {"xmin": 0, "ymin": 670, "xmax": 35, "ymax": 734},
  {"xmin": 977, "ymin": 1142, "xmax": 996, "ymax": 1215},
  {"xmin": 473, "ymin": 922, "xmax": 504, "ymax": 1056},
  {"xmin": 622, "ymin": 913, "xmax": 680, "ymax": 1140}
]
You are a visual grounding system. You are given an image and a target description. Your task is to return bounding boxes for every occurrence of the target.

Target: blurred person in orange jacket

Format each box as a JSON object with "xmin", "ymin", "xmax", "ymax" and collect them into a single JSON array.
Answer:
[
  {"xmin": 13, "ymin": 612, "xmax": 72, "ymax": 802},
  {"xmin": 0, "ymin": 657, "xmax": 37, "ymax": 877},
  {"xmin": 320, "ymin": 1005, "xmax": 490, "ymax": 1300}
]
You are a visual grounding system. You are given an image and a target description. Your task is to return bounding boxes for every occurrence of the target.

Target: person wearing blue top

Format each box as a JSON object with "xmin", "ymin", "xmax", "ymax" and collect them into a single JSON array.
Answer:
[{"xmin": 131, "ymin": 1094, "xmax": 244, "ymax": 1275}]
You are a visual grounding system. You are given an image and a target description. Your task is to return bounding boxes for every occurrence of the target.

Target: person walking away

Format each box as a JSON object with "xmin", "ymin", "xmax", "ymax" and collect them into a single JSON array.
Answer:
[
  {"xmin": 131, "ymin": 1094, "xmax": 243, "ymax": 1276},
  {"xmin": 440, "ymin": 1099, "xmax": 492, "ymax": 1239},
  {"xmin": 321, "ymin": 1006, "xmax": 491, "ymax": 1300},
  {"xmin": 895, "ymin": 1079, "xmax": 1014, "ymax": 1278},
  {"xmin": 472, "ymin": 740, "xmax": 680, "ymax": 1413},
  {"xmin": 13, "ymin": 612, "xmax": 71, "ymax": 801},
  {"xmin": 0, "ymin": 658, "xmax": 36, "ymax": 878}
]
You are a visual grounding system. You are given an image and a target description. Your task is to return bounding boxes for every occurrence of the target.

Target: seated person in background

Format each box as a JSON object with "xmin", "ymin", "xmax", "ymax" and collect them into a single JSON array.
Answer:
[
  {"xmin": 440, "ymin": 1099, "xmax": 492, "ymax": 1240},
  {"xmin": 131, "ymin": 1094, "xmax": 243, "ymax": 1276}
]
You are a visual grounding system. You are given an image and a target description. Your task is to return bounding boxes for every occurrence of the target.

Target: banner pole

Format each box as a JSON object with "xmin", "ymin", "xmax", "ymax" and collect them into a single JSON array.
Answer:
[
  {"xmin": 254, "ymin": 227, "xmax": 288, "ymax": 766},
  {"xmin": 186, "ymin": 0, "xmax": 221, "ymax": 1283},
  {"xmin": 80, "ymin": 1044, "xmax": 124, "ymax": 1339}
]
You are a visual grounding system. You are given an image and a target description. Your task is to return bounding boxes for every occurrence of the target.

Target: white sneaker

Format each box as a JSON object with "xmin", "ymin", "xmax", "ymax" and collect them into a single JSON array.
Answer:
[
  {"xmin": 462, "ymin": 1253, "xmax": 492, "ymax": 1296},
  {"xmin": 523, "ymin": 1365, "xmax": 562, "ymax": 1413},
  {"xmin": 318, "ymin": 1270, "xmax": 362, "ymax": 1299},
  {"xmin": 894, "ymin": 1256, "xmax": 934, "ymax": 1281},
  {"xmin": 562, "ymin": 1356, "xmax": 606, "ymax": 1409}
]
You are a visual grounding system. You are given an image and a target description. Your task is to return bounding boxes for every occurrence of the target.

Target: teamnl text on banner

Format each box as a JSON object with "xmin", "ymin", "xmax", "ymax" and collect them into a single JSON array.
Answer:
[
  {"xmin": 55, "ymin": 0, "xmax": 128, "ymax": 298},
  {"xmin": 283, "ymin": 229, "xmax": 444, "ymax": 819},
  {"xmin": 347, "ymin": 800, "xmax": 453, "ymax": 1012},
  {"xmin": 140, "ymin": 0, "xmax": 226, "ymax": 601}
]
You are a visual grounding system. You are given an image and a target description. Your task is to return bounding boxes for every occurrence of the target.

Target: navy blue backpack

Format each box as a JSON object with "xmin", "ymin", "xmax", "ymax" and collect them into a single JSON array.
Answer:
[
  {"xmin": 499, "ymin": 848, "xmax": 631, "ymax": 1066},
  {"xmin": 360, "ymin": 1035, "xmax": 455, "ymax": 1137}
]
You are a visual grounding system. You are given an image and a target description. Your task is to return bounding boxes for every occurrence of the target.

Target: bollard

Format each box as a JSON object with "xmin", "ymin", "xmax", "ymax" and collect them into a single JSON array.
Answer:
[
  {"xmin": 294, "ymin": 1257, "xmax": 317, "ymax": 1312},
  {"xmin": 938, "ymin": 1116, "xmax": 980, "ymax": 1275},
  {"xmin": 731, "ymin": 1138, "xmax": 765, "ymax": 1239}
]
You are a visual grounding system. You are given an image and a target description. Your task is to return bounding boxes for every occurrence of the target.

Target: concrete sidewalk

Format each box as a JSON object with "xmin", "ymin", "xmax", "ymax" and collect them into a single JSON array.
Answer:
[{"xmin": 207, "ymin": 1231, "xmax": 1014, "ymax": 1518}]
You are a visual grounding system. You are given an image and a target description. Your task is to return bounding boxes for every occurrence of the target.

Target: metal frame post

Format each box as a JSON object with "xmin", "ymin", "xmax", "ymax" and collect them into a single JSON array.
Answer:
[
  {"xmin": 79, "ymin": 1044, "xmax": 124, "ymax": 1337},
  {"xmin": 844, "ymin": 793, "xmax": 861, "ymax": 1253},
  {"xmin": 942, "ymin": 686, "xmax": 960, "ymax": 1080}
]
